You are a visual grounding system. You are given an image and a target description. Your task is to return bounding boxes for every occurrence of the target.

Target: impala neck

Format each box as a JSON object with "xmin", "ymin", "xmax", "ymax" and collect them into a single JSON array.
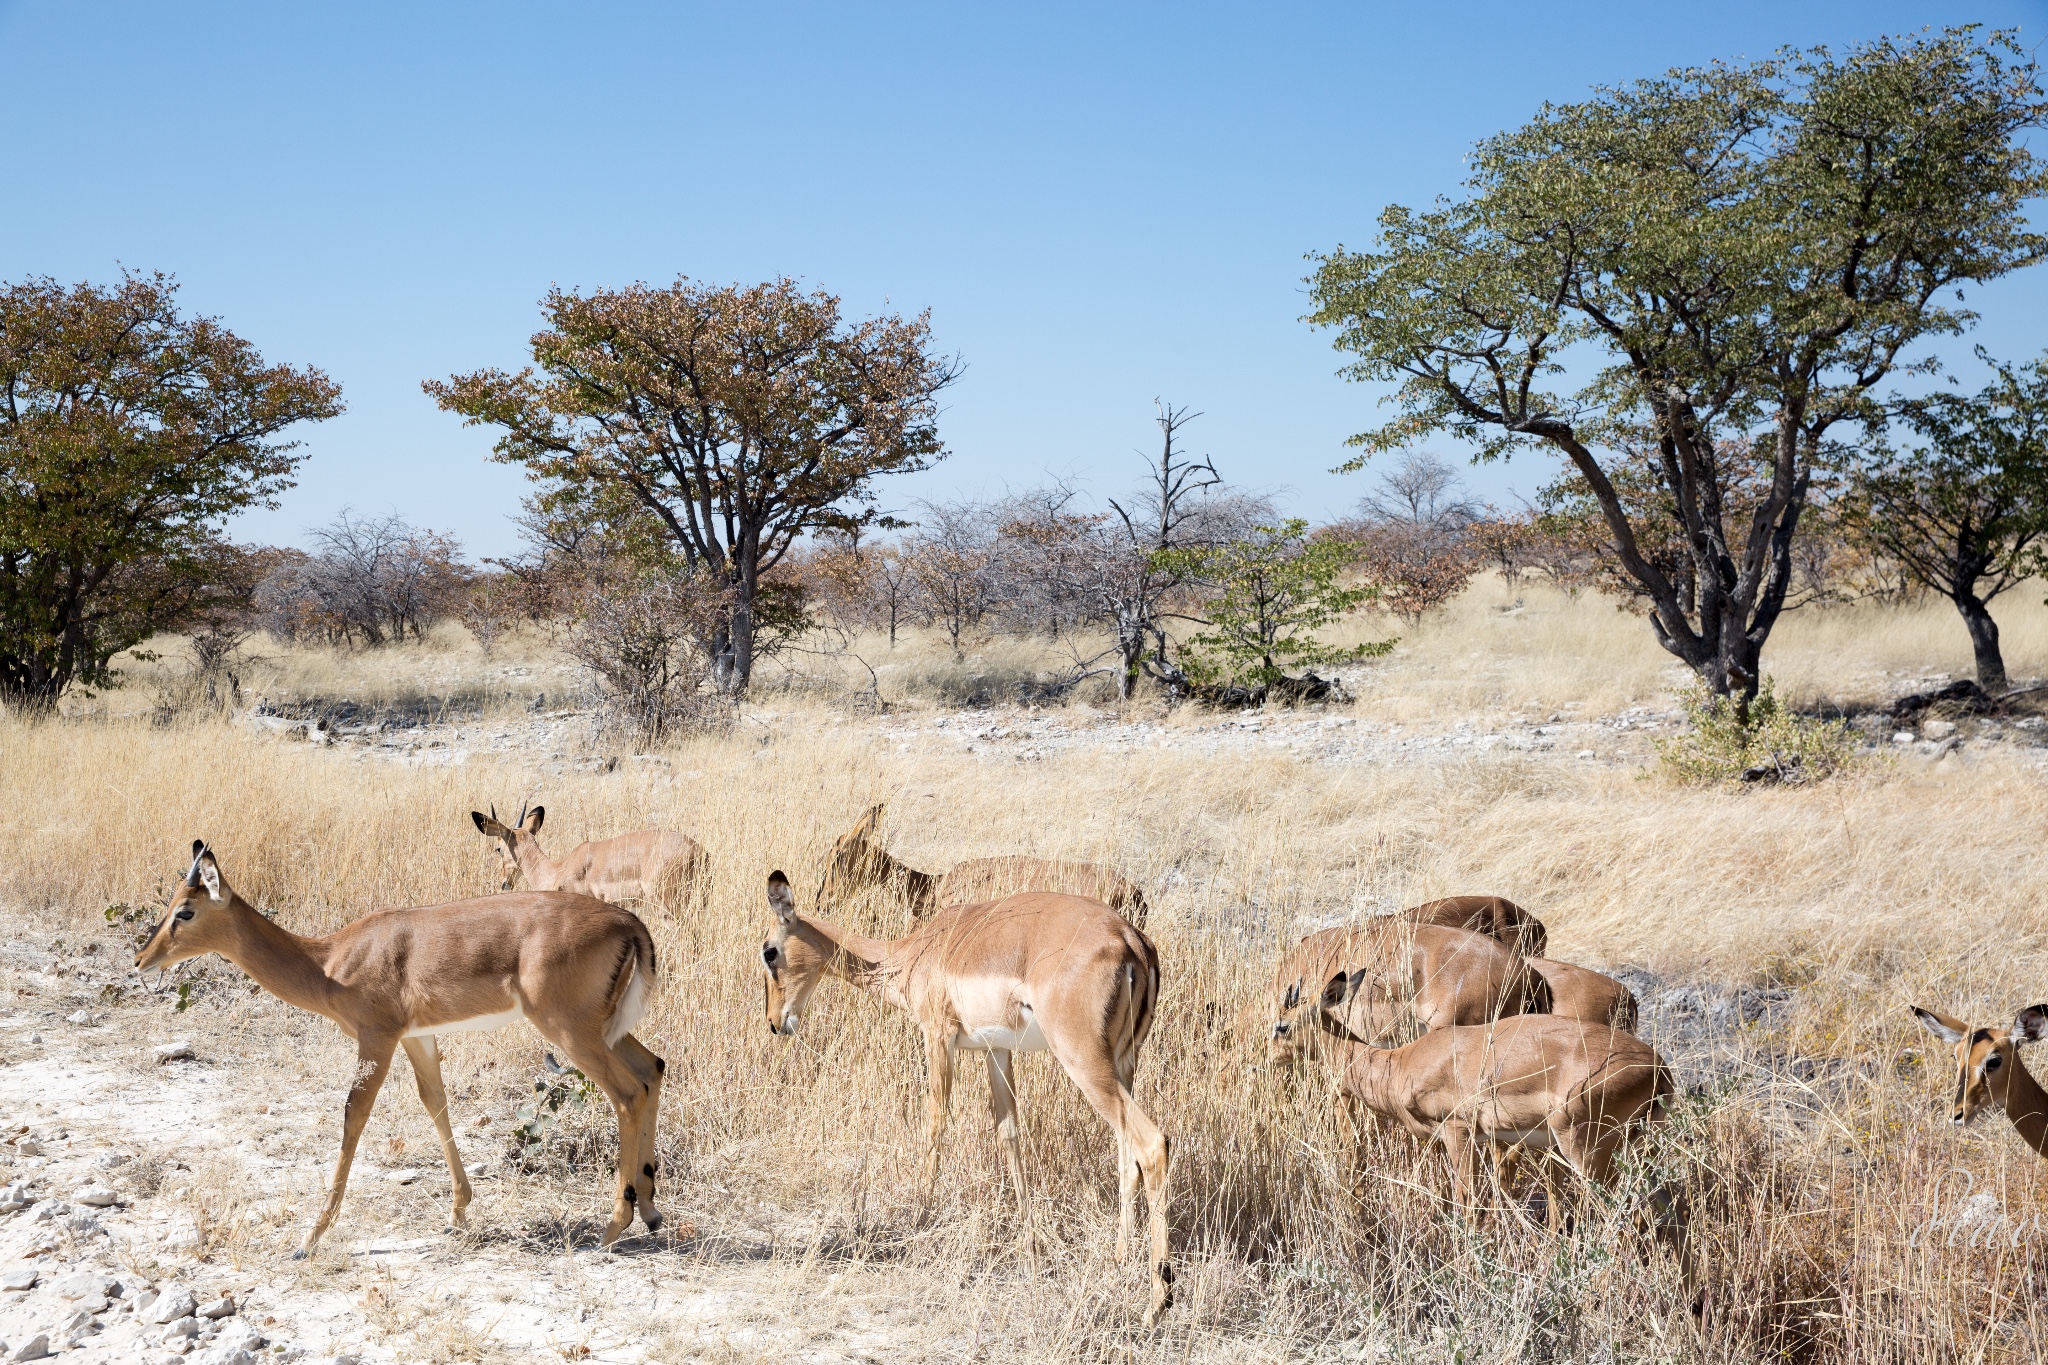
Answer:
[
  {"xmin": 213, "ymin": 894, "xmax": 338, "ymax": 1019},
  {"xmin": 1333, "ymin": 1037, "xmax": 1403, "ymax": 1109},
  {"xmin": 2002, "ymin": 1053, "xmax": 2048, "ymax": 1156},
  {"xmin": 800, "ymin": 915, "xmax": 905, "ymax": 1011},
  {"xmin": 511, "ymin": 833, "xmax": 561, "ymax": 889}
]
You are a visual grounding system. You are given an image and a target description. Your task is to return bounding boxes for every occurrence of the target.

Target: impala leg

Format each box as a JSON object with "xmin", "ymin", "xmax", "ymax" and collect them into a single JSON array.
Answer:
[
  {"xmin": 549, "ymin": 1032, "xmax": 653, "ymax": 1248},
  {"xmin": 1439, "ymin": 1122, "xmax": 1479, "ymax": 1214},
  {"xmin": 299, "ymin": 1038, "xmax": 395, "ymax": 1258},
  {"xmin": 614, "ymin": 1033, "xmax": 666, "ymax": 1232},
  {"xmin": 924, "ymin": 1033, "xmax": 955, "ymax": 1185},
  {"xmin": 399, "ymin": 1037, "xmax": 473, "ymax": 1229},
  {"xmin": 1054, "ymin": 1052, "xmax": 1173, "ymax": 1327},
  {"xmin": 985, "ymin": 1049, "xmax": 1028, "ymax": 1210}
]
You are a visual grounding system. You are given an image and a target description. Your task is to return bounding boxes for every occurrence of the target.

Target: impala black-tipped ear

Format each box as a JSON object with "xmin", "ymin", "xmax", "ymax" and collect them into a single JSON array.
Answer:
[
  {"xmin": 471, "ymin": 810, "xmax": 495, "ymax": 834},
  {"xmin": 767, "ymin": 871, "xmax": 797, "ymax": 923},
  {"xmin": 524, "ymin": 805, "xmax": 545, "ymax": 834},
  {"xmin": 1322, "ymin": 970, "xmax": 1358, "ymax": 1008},
  {"xmin": 1913, "ymin": 1006, "xmax": 1967, "ymax": 1045},
  {"xmin": 2014, "ymin": 1006, "xmax": 2048, "ymax": 1045},
  {"xmin": 194, "ymin": 846, "xmax": 223, "ymax": 901}
]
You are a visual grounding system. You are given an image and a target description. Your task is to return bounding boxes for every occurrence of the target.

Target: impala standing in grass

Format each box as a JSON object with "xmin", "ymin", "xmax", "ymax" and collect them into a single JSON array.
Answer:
[
  {"xmin": 135, "ymin": 842, "xmax": 666, "ymax": 1255},
  {"xmin": 758, "ymin": 870, "xmax": 1175, "ymax": 1325},
  {"xmin": 473, "ymin": 803, "xmax": 707, "ymax": 908},
  {"xmin": 1914, "ymin": 1005, "xmax": 2048, "ymax": 1151}
]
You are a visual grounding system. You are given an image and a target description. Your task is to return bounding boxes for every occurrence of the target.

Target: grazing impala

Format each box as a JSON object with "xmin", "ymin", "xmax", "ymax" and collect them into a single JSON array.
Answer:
[
  {"xmin": 1529, "ymin": 958, "xmax": 1638, "ymax": 1031},
  {"xmin": 819, "ymin": 804, "xmax": 1148, "ymax": 925},
  {"xmin": 1404, "ymin": 895, "xmax": 1548, "ymax": 957},
  {"xmin": 1913, "ymin": 1005, "xmax": 2048, "ymax": 1151},
  {"xmin": 759, "ymin": 871, "xmax": 1174, "ymax": 1325},
  {"xmin": 472, "ymin": 804, "xmax": 706, "ymax": 908},
  {"xmin": 135, "ymin": 842, "xmax": 665, "ymax": 1255},
  {"xmin": 1334, "ymin": 1014, "xmax": 1674, "ymax": 1213},
  {"xmin": 1267, "ymin": 921, "xmax": 1546, "ymax": 1064}
]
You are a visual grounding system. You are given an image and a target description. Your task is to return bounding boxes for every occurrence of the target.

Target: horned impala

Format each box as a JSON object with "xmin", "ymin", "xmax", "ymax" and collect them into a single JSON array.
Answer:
[
  {"xmin": 1914, "ymin": 1005, "xmax": 2048, "ymax": 1152},
  {"xmin": 135, "ymin": 842, "xmax": 666, "ymax": 1255},
  {"xmin": 472, "ymin": 803, "xmax": 706, "ymax": 908},
  {"xmin": 1267, "ymin": 921, "xmax": 1546, "ymax": 1064},
  {"xmin": 759, "ymin": 871, "xmax": 1175, "ymax": 1326},
  {"xmin": 820, "ymin": 804, "xmax": 1148, "ymax": 925},
  {"xmin": 1334, "ymin": 1014, "xmax": 1675, "ymax": 1216}
]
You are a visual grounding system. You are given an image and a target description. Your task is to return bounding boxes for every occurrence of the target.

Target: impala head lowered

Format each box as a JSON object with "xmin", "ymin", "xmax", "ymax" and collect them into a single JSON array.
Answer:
[
  {"xmin": 762, "ymin": 871, "xmax": 830, "ymax": 1036},
  {"xmin": 1268, "ymin": 969, "xmax": 1373, "ymax": 1064},
  {"xmin": 471, "ymin": 803, "xmax": 544, "ymax": 891},
  {"xmin": 136, "ymin": 841, "xmax": 234, "ymax": 971},
  {"xmin": 1914, "ymin": 1004, "xmax": 2048, "ymax": 1125}
]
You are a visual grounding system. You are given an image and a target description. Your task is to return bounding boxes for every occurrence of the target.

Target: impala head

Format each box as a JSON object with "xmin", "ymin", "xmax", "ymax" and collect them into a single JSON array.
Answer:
[
  {"xmin": 136, "ymin": 841, "xmax": 236, "ymax": 971},
  {"xmin": 815, "ymin": 803, "xmax": 892, "ymax": 909},
  {"xmin": 1268, "ymin": 967, "xmax": 1367, "ymax": 1064},
  {"xmin": 1915, "ymin": 1004, "xmax": 2048, "ymax": 1125},
  {"xmin": 762, "ymin": 870, "xmax": 828, "ymax": 1036},
  {"xmin": 470, "ymin": 803, "xmax": 544, "ymax": 890}
]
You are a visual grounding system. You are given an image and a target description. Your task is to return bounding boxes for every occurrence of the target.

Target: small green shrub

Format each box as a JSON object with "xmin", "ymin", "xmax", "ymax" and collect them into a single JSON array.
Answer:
[{"xmin": 1657, "ymin": 678, "xmax": 1858, "ymax": 785}]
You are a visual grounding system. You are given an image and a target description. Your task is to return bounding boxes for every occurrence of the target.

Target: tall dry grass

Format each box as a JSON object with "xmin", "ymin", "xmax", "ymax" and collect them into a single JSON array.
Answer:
[{"xmin": 6, "ymin": 666, "xmax": 2048, "ymax": 1359}]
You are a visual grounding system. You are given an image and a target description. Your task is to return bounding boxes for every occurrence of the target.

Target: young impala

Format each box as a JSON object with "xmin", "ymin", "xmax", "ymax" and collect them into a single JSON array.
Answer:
[
  {"xmin": 472, "ymin": 803, "xmax": 706, "ymax": 908},
  {"xmin": 818, "ymin": 804, "xmax": 1148, "ymax": 924},
  {"xmin": 1335, "ymin": 1014, "xmax": 1675, "ymax": 1216},
  {"xmin": 1914, "ymin": 1005, "xmax": 2048, "ymax": 1152},
  {"xmin": 135, "ymin": 842, "xmax": 666, "ymax": 1255},
  {"xmin": 758, "ymin": 871, "xmax": 1175, "ymax": 1326}
]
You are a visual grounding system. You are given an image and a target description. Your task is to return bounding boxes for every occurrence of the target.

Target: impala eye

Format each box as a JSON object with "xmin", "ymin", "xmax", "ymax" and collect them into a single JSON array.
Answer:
[
  {"xmin": 762, "ymin": 945, "xmax": 779, "ymax": 965},
  {"xmin": 1985, "ymin": 1055, "xmax": 2003, "ymax": 1071},
  {"xmin": 174, "ymin": 909, "xmax": 194, "ymax": 922}
]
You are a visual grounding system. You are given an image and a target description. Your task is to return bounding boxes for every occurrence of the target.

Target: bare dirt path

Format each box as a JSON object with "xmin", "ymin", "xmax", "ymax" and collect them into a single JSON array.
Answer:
[{"xmin": 0, "ymin": 936, "xmax": 984, "ymax": 1365}]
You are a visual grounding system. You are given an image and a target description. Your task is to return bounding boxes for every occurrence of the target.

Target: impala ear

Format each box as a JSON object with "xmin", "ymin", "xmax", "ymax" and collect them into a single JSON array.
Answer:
[
  {"xmin": 767, "ymin": 871, "xmax": 798, "ymax": 924},
  {"xmin": 2013, "ymin": 1006, "xmax": 2048, "ymax": 1045},
  {"xmin": 1321, "ymin": 970, "xmax": 1358, "ymax": 1009},
  {"xmin": 471, "ymin": 810, "xmax": 505, "ymax": 836},
  {"xmin": 1913, "ymin": 1006, "xmax": 1968, "ymax": 1045},
  {"xmin": 196, "ymin": 847, "xmax": 223, "ymax": 902},
  {"xmin": 523, "ymin": 806, "xmax": 545, "ymax": 834}
]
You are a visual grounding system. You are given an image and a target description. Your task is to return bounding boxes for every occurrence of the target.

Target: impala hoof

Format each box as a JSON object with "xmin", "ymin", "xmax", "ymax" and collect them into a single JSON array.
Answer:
[
  {"xmin": 642, "ymin": 1207, "xmax": 663, "ymax": 1233},
  {"xmin": 290, "ymin": 1249, "xmax": 309, "ymax": 1262}
]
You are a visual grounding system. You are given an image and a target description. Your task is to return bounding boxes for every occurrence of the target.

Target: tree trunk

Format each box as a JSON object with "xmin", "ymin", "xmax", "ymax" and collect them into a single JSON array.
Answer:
[{"xmin": 1954, "ymin": 592, "xmax": 2008, "ymax": 693}]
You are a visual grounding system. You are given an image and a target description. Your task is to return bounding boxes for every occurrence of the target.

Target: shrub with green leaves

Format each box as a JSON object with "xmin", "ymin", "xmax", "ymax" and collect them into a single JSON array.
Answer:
[
  {"xmin": 1152, "ymin": 519, "xmax": 1393, "ymax": 689},
  {"xmin": 1657, "ymin": 678, "xmax": 1858, "ymax": 785}
]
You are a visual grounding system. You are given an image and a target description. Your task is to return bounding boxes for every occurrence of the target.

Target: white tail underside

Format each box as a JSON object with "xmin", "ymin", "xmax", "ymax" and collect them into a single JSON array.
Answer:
[{"xmin": 606, "ymin": 963, "xmax": 649, "ymax": 1047}]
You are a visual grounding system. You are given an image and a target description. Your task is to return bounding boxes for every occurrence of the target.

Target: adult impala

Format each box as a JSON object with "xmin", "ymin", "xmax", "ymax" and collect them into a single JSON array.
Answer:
[
  {"xmin": 135, "ymin": 842, "xmax": 665, "ymax": 1255},
  {"xmin": 1403, "ymin": 895, "xmax": 1548, "ymax": 957},
  {"xmin": 472, "ymin": 803, "xmax": 706, "ymax": 908},
  {"xmin": 819, "ymin": 804, "xmax": 1148, "ymax": 925},
  {"xmin": 1267, "ymin": 921, "xmax": 1545, "ymax": 1064},
  {"xmin": 758, "ymin": 871, "xmax": 1175, "ymax": 1325},
  {"xmin": 1914, "ymin": 1005, "xmax": 2048, "ymax": 1151}
]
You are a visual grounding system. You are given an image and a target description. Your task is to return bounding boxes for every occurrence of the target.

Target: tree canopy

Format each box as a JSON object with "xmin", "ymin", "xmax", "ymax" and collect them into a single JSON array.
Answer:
[
  {"xmin": 1308, "ymin": 27, "xmax": 2048, "ymax": 701},
  {"xmin": 0, "ymin": 272, "xmax": 342, "ymax": 705},
  {"xmin": 426, "ymin": 277, "xmax": 958, "ymax": 694}
]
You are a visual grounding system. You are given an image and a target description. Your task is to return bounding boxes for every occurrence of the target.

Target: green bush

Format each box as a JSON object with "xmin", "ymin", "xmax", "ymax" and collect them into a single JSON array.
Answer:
[{"xmin": 1657, "ymin": 678, "xmax": 1858, "ymax": 785}]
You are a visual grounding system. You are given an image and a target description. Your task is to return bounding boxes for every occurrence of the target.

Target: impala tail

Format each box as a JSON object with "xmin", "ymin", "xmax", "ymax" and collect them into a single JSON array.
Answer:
[{"xmin": 604, "ymin": 928, "xmax": 658, "ymax": 1048}]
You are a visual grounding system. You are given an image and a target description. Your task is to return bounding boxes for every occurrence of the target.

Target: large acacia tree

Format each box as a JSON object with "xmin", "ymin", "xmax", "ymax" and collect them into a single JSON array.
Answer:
[
  {"xmin": 1308, "ymin": 29, "xmax": 2047, "ymax": 702},
  {"xmin": 427, "ymin": 278, "xmax": 958, "ymax": 694},
  {"xmin": 0, "ymin": 272, "xmax": 342, "ymax": 706}
]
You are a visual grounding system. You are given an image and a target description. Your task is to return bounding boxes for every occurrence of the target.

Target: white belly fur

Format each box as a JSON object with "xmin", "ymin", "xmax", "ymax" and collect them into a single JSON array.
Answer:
[
  {"xmin": 404, "ymin": 1004, "xmax": 523, "ymax": 1040},
  {"xmin": 958, "ymin": 1006, "xmax": 1048, "ymax": 1053}
]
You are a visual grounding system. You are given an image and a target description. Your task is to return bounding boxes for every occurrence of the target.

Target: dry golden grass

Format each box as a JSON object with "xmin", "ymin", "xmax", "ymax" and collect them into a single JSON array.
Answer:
[{"xmin": 8, "ymin": 582, "xmax": 2048, "ymax": 1360}]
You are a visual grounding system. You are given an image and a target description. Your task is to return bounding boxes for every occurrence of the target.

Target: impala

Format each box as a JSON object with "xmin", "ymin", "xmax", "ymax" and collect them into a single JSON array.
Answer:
[
  {"xmin": 135, "ymin": 842, "xmax": 665, "ymax": 1255},
  {"xmin": 1267, "ymin": 921, "xmax": 1545, "ymax": 1064},
  {"xmin": 1334, "ymin": 1014, "xmax": 1674, "ymax": 1214},
  {"xmin": 819, "ymin": 804, "xmax": 1148, "ymax": 924},
  {"xmin": 472, "ymin": 803, "xmax": 706, "ymax": 908},
  {"xmin": 1529, "ymin": 958, "xmax": 1639, "ymax": 1032},
  {"xmin": 1913, "ymin": 1005, "xmax": 2048, "ymax": 1151},
  {"xmin": 1404, "ymin": 895, "xmax": 1548, "ymax": 957},
  {"xmin": 759, "ymin": 871, "xmax": 1174, "ymax": 1325}
]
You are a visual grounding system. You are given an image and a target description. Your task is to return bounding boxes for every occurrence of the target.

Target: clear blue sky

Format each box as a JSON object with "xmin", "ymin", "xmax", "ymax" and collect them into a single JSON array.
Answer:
[{"xmin": 5, "ymin": 2, "xmax": 2046, "ymax": 557}]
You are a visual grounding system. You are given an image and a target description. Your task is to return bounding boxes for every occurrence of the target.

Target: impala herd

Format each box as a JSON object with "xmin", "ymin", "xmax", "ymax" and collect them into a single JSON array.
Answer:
[{"xmin": 126, "ymin": 801, "xmax": 2039, "ymax": 1325}]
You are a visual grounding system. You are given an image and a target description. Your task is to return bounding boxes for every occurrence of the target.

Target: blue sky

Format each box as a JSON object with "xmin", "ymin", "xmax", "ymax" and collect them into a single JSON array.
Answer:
[{"xmin": 4, "ymin": 1, "xmax": 2046, "ymax": 557}]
